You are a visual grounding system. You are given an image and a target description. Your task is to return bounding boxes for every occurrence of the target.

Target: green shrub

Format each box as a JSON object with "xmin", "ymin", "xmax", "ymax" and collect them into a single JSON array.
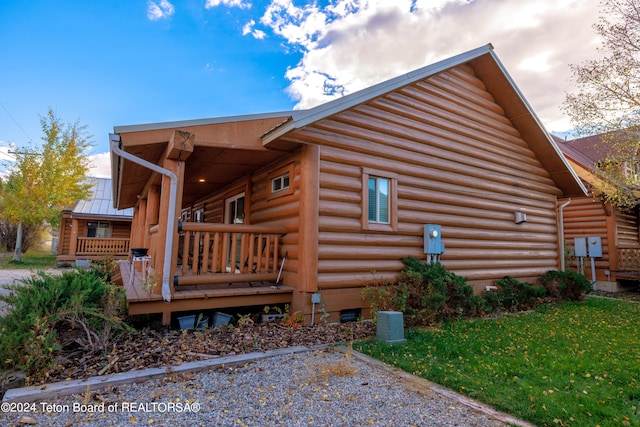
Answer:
[
  {"xmin": 360, "ymin": 277, "xmax": 408, "ymax": 321},
  {"xmin": 0, "ymin": 269, "xmax": 131, "ymax": 381},
  {"xmin": 398, "ymin": 257, "xmax": 484, "ymax": 326},
  {"xmin": 539, "ymin": 270, "xmax": 592, "ymax": 301},
  {"xmin": 484, "ymin": 276, "xmax": 546, "ymax": 312}
]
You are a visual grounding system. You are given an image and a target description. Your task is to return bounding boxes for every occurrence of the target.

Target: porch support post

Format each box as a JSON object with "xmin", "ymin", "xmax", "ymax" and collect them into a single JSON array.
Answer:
[
  {"xmin": 130, "ymin": 202, "xmax": 146, "ymax": 250},
  {"xmin": 69, "ymin": 217, "xmax": 79, "ymax": 257},
  {"xmin": 151, "ymin": 132, "xmax": 192, "ymax": 298},
  {"xmin": 136, "ymin": 198, "xmax": 148, "ymax": 250},
  {"xmin": 297, "ymin": 144, "xmax": 320, "ymax": 293},
  {"xmin": 152, "ymin": 158, "xmax": 186, "ymax": 296},
  {"xmin": 144, "ymin": 186, "xmax": 160, "ymax": 251}
]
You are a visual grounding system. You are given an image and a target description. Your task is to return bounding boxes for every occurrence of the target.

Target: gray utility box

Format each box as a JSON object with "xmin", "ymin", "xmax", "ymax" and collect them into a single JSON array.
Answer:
[
  {"xmin": 376, "ymin": 311, "xmax": 406, "ymax": 345},
  {"xmin": 588, "ymin": 236, "xmax": 602, "ymax": 258},
  {"xmin": 574, "ymin": 236, "xmax": 603, "ymax": 257}
]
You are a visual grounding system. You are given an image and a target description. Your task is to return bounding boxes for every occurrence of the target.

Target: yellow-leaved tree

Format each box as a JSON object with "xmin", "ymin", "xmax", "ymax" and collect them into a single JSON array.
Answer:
[
  {"xmin": 563, "ymin": 0, "xmax": 640, "ymax": 209},
  {"xmin": 1, "ymin": 109, "xmax": 93, "ymax": 261}
]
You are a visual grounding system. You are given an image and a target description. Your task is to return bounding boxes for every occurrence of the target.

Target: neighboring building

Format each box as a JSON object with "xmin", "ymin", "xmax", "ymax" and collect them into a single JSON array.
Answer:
[
  {"xmin": 57, "ymin": 178, "xmax": 133, "ymax": 265},
  {"xmin": 110, "ymin": 44, "xmax": 586, "ymax": 326},
  {"xmin": 557, "ymin": 134, "xmax": 640, "ymax": 291}
]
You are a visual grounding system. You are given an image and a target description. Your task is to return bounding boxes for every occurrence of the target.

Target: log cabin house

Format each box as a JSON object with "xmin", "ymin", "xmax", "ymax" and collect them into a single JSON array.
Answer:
[
  {"xmin": 110, "ymin": 44, "xmax": 586, "ymax": 326},
  {"xmin": 57, "ymin": 178, "xmax": 133, "ymax": 266},
  {"xmin": 557, "ymin": 134, "xmax": 640, "ymax": 291}
]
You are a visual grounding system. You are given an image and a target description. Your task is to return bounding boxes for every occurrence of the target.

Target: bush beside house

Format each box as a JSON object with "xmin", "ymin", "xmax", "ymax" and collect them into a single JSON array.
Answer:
[{"xmin": 362, "ymin": 257, "xmax": 593, "ymax": 327}]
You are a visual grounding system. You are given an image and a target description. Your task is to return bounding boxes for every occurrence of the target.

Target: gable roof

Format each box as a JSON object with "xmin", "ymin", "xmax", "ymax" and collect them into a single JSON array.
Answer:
[
  {"xmin": 111, "ymin": 44, "xmax": 587, "ymax": 207},
  {"xmin": 70, "ymin": 178, "xmax": 133, "ymax": 219},
  {"xmin": 262, "ymin": 44, "xmax": 586, "ymax": 197},
  {"xmin": 555, "ymin": 134, "xmax": 611, "ymax": 172}
]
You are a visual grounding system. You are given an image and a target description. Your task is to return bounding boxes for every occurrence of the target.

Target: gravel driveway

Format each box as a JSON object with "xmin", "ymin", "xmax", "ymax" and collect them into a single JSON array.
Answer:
[
  {"xmin": 0, "ymin": 348, "xmax": 532, "ymax": 427},
  {"xmin": 0, "ymin": 268, "xmax": 65, "ymax": 316}
]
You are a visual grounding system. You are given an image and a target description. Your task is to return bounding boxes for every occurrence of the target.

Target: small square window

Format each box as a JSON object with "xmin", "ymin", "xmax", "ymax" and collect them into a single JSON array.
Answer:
[
  {"xmin": 267, "ymin": 163, "xmax": 295, "ymax": 200},
  {"xmin": 272, "ymin": 172, "xmax": 290, "ymax": 193}
]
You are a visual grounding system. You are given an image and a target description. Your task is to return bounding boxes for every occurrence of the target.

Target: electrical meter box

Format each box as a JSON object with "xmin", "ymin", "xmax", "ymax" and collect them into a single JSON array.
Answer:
[
  {"xmin": 424, "ymin": 224, "xmax": 443, "ymax": 255},
  {"xmin": 574, "ymin": 237, "xmax": 587, "ymax": 257},
  {"xmin": 588, "ymin": 236, "xmax": 602, "ymax": 258}
]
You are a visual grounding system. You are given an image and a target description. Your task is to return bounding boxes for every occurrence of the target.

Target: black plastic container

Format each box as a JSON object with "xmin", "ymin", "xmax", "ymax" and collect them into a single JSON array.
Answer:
[{"xmin": 131, "ymin": 248, "xmax": 149, "ymax": 257}]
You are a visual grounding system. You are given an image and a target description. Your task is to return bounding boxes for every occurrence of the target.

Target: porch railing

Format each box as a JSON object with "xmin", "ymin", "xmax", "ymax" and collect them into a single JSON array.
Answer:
[
  {"xmin": 175, "ymin": 222, "xmax": 287, "ymax": 286},
  {"xmin": 75, "ymin": 237, "xmax": 130, "ymax": 256},
  {"xmin": 617, "ymin": 248, "xmax": 640, "ymax": 271}
]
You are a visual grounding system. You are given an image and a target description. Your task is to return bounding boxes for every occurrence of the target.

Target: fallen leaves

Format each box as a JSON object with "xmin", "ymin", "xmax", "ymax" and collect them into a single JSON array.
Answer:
[{"xmin": 31, "ymin": 322, "xmax": 375, "ymax": 385}]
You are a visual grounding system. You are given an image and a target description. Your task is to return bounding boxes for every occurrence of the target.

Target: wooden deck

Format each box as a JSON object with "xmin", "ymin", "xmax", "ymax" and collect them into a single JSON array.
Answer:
[{"xmin": 120, "ymin": 261, "xmax": 294, "ymax": 325}]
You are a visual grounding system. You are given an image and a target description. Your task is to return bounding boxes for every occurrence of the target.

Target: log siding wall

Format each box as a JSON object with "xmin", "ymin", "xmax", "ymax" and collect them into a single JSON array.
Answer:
[
  {"xmin": 281, "ymin": 64, "xmax": 563, "ymax": 290},
  {"xmin": 560, "ymin": 197, "xmax": 610, "ymax": 281},
  {"xmin": 616, "ymin": 210, "xmax": 640, "ymax": 248}
]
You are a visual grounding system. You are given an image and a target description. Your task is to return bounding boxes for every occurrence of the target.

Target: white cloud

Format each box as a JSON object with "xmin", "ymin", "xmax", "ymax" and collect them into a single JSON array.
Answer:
[
  {"xmin": 242, "ymin": 20, "xmax": 266, "ymax": 39},
  {"xmin": 260, "ymin": 0, "xmax": 328, "ymax": 49},
  {"xmin": 254, "ymin": 0, "xmax": 601, "ymax": 133},
  {"xmin": 89, "ymin": 152, "xmax": 112, "ymax": 178},
  {"xmin": 147, "ymin": 0, "xmax": 175, "ymax": 21},
  {"xmin": 205, "ymin": 0, "xmax": 251, "ymax": 9}
]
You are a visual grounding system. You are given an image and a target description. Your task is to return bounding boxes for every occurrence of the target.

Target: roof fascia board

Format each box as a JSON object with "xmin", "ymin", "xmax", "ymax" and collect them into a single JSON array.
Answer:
[
  {"xmin": 263, "ymin": 44, "xmax": 495, "ymax": 145},
  {"xmin": 484, "ymin": 50, "xmax": 588, "ymax": 197},
  {"xmin": 114, "ymin": 110, "xmax": 295, "ymax": 134},
  {"xmin": 69, "ymin": 213, "xmax": 133, "ymax": 220}
]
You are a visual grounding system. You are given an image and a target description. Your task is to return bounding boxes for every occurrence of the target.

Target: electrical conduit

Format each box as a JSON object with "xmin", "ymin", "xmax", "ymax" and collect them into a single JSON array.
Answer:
[{"xmin": 558, "ymin": 199, "xmax": 571, "ymax": 272}]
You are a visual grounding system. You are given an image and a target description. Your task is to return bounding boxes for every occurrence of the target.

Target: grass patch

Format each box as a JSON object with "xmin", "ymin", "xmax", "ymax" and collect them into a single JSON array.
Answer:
[
  {"xmin": 355, "ymin": 297, "xmax": 640, "ymax": 426},
  {"xmin": 0, "ymin": 250, "xmax": 57, "ymax": 270}
]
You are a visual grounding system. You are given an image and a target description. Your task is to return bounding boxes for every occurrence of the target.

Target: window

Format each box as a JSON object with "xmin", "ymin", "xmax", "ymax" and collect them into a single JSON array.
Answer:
[
  {"xmin": 368, "ymin": 176, "xmax": 390, "ymax": 224},
  {"xmin": 194, "ymin": 209, "xmax": 204, "ymax": 223},
  {"xmin": 267, "ymin": 163, "xmax": 295, "ymax": 200},
  {"xmin": 87, "ymin": 222, "xmax": 110, "ymax": 238},
  {"xmin": 225, "ymin": 194, "xmax": 245, "ymax": 224},
  {"xmin": 362, "ymin": 168, "xmax": 398, "ymax": 232},
  {"xmin": 271, "ymin": 172, "xmax": 290, "ymax": 193}
]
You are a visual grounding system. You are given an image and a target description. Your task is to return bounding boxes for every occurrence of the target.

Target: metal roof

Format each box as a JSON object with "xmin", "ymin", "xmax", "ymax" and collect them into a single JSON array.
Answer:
[
  {"xmin": 113, "ymin": 110, "xmax": 299, "ymax": 134},
  {"xmin": 72, "ymin": 178, "xmax": 133, "ymax": 218}
]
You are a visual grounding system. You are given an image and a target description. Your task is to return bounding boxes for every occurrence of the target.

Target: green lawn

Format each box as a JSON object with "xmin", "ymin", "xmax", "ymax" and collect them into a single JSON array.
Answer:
[
  {"xmin": 355, "ymin": 297, "xmax": 640, "ymax": 427},
  {"xmin": 0, "ymin": 250, "xmax": 57, "ymax": 270}
]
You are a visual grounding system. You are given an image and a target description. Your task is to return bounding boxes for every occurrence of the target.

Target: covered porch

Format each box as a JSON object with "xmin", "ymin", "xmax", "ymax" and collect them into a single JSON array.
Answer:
[
  {"xmin": 110, "ymin": 113, "xmax": 303, "ymax": 325},
  {"xmin": 122, "ymin": 222, "xmax": 293, "ymax": 325}
]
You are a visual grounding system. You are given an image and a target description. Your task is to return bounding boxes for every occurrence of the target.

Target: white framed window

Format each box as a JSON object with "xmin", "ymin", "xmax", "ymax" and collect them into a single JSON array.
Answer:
[
  {"xmin": 225, "ymin": 193, "xmax": 245, "ymax": 224},
  {"xmin": 271, "ymin": 172, "xmax": 290, "ymax": 193},
  {"xmin": 267, "ymin": 163, "xmax": 295, "ymax": 200}
]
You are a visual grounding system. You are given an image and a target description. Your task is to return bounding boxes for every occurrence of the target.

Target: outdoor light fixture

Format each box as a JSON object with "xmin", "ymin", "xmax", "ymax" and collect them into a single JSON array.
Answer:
[{"xmin": 514, "ymin": 211, "xmax": 527, "ymax": 224}]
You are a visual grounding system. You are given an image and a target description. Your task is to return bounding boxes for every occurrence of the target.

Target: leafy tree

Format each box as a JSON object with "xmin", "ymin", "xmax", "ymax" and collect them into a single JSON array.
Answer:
[
  {"xmin": 0, "ymin": 109, "xmax": 93, "ymax": 261},
  {"xmin": 563, "ymin": 0, "xmax": 640, "ymax": 209}
]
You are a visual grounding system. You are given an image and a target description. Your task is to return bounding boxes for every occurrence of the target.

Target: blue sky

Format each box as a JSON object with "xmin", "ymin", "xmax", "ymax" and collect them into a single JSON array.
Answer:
[{"xmin": 0, "ymin": 0, "xmax": 602, "ymax": 177}]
